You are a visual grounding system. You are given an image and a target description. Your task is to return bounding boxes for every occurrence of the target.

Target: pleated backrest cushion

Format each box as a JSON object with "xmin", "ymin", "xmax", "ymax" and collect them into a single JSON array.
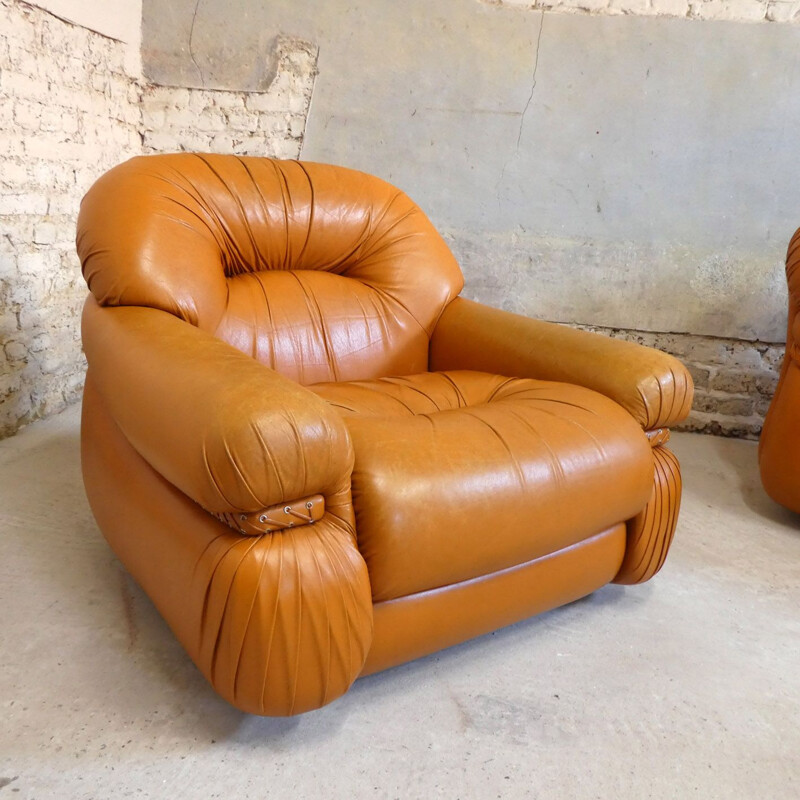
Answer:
[{"xmin": 77, "ymin": 153, "xmax": 464, "ymax": 384}]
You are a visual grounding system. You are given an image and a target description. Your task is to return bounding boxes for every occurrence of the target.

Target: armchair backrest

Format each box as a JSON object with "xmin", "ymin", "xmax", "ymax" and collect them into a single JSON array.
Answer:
[{"xmin": 77, "ymin": 154, "xmax": 463, "ymax": 384}]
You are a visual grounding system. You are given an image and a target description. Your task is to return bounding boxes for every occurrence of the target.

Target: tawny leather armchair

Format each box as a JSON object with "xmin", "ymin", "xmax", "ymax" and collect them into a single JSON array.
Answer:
[
  {"xmin": 760, "ymin": 228, "xmax": 800, "ymax": 512},
  {"xmin": 77, "ymin": 154, "xmax": 693, "ymax": 716}
]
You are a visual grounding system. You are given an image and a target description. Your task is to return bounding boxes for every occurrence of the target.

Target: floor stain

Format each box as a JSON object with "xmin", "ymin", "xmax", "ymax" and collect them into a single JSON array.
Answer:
[
  {"xmin": 118, "ymin": 571, "xmax": 138, "ymax": 651},
  {"xmin": 448, "ymin": 689, "xmax": 474, "ymax": 733},
  {"xmin": 0, "ymin": 777, "xmax": 18, "ymax": 790}
]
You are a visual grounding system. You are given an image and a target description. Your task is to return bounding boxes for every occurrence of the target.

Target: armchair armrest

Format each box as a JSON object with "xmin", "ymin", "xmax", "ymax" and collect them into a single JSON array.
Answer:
[
  {"xmin": 430, "ymin": 298, "xmax": 693, "ymax": 430},
  {"xmin": 82, "ymin": 297, "xmax": 354, "ymax": 515},
  {"xmin": 82, "ymin": 298, "xmax": 372, "ymax": 714}
]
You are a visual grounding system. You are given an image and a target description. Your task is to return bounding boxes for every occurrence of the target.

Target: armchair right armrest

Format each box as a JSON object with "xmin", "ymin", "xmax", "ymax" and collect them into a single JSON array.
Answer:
[
  {"xmin": 431, "ymin": 298, "xmax": 693, "ymax": 586},
  {"xmin": 430, "ymin": 298, "xmax": 693, "ymax": 431}
]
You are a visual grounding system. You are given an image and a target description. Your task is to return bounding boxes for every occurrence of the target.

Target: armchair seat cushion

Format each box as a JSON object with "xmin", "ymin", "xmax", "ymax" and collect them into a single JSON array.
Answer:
[{"xmin": 311, "ymin": 371, "xmax": 654, "ymax": 602}]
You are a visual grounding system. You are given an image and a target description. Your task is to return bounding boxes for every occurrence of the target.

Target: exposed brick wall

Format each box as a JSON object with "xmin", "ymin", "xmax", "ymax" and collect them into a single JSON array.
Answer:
[
  {"xmin": 575, "ymin": 324, "xmax": 784, "ymax": 438},
  {"xmin": 488, "ymin": 0, "xmax": 800, "ymax": 23},
  {"xmin": 0, "ymin": 1, "xmax": 317, "ymax": 439},
  {"xmin": 0, "ymin": 0, "xmax": 141, "ymax": 438},
  {"xmin": 141, "ymin": 37, "xmax": 317, "ymax": 159}
]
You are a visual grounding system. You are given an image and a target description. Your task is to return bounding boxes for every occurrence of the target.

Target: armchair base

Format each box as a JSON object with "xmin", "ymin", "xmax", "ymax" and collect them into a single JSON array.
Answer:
[
  {"xmin": 361, "ymin": 524, "xmax": 625, "ymax": 677},
  {"xmin": 83, "ymin": 374, "xmax": 635, "ymax": 712}
]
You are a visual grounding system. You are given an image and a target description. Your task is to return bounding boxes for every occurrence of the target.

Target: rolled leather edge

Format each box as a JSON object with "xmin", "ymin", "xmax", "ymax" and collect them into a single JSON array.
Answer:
[
  {"xmin": 82, "ymin": 376, "xmax": 373, "ymax": 715},
  {"xmin": 613, "ymin": 444, "xmax": 682, "ymax": 585},
  {"xmin": 81, "ymin": 296, "xmax": 355, "ymax": 514},
  {"xmin": 429, "ymin": 298, "xmax": 694, "ymax": 431}
]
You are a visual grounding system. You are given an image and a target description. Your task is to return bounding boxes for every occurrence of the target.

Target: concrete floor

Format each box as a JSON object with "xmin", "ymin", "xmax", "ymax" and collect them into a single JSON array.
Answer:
[{"xmin": 1, "ymin": 405, "xmax": 799, "ymax": 799}]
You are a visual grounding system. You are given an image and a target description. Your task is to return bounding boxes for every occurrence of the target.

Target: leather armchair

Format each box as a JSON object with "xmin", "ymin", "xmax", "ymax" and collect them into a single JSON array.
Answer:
[
  {"xmin": 760, "ymin": 228, "xmax": 800, "ymax": 512},
  {"xmin": 77, "ymin": 154, "xmax": 693, "ymax": 715}
]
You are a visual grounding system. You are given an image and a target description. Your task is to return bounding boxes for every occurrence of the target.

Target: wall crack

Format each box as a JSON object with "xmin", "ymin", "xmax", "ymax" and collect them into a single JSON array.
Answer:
[
  {"xmin": 516, "ymin": 9, "xmax": 545, "ymax": 149},
  {"xmin": 496, "ymin": 9, "xmax": 545, "ymax": 203},
  {"xmin": 188, "ymin": 0, "xmax": 205, "ymax": 87}
]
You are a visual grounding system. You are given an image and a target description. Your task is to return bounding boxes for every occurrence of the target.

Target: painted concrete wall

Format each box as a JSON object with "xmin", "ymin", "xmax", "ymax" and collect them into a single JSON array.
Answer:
[
  {"xmin": 493, "ymin": 0, "xmax": 800, "ymax": 23},
  {"xmin": 303, "ymin": 8, "xmax": 799, "ymax": 343},
  {"xmin": 139, "ymin": 0, "xmax": 800, "ymax": 438},
  {"xmin": 142, "ymin": 0, "xmax": 799, "ymax": 345}
]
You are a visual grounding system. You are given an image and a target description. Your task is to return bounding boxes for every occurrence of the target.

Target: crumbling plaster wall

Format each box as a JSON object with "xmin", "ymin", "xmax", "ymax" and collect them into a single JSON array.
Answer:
[
  {"xmin": 140, "ymin": 37, "xmax": 317, "ymax": 158},
  {"xmin": 142, "ymin": 0, "xmax": 800, "ymax": 439},
  {"xmin": 30, "ymin": 0, "xmax": 143, "ymax": 76},
  {"xmin": 0, "ymin": 0, "xmax": 317, "ymax": 438}
]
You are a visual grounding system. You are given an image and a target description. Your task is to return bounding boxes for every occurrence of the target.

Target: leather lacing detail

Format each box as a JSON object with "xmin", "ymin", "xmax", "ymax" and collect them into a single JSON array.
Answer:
[
  {"xmin": 211, "ymin": 494, "xmax": 325, "ymax": 536},
  {"xmin": 644, "ymin": 427, "xmax": 670, "ymax": 448}
]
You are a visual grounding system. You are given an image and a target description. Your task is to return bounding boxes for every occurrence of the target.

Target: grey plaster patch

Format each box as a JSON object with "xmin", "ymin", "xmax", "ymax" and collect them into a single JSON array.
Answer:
[
  {"xmin": 141, "ymin": 2, "xmax": 800, "ymax": 341},
  {"xmin": 447, "ymin": 228, "xmax": 788, "ymax": 340}
]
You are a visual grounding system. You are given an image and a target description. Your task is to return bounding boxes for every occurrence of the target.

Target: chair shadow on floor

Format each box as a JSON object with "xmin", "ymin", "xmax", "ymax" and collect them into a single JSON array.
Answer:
[
  {"xmin": 12, "ymin": 423, "xmax": 651, "ymax": 747},
  {"xmin": 699, "ymin": 432, "xmax": 800, "ymax": 529},
  {"xmin": 1, "ymin": 427, "xmax": 284, "ymax": 743},
  {"xmin": 7, "ymin": 428, "xmax": 382, "ymax": 744}
]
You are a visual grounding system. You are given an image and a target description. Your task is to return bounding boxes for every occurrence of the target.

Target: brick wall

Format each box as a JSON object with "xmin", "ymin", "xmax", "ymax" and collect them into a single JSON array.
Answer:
[
  {"xmin": 489, "ymin": 0, "xmax": 800, "ymax": 22},
  {"xmin": 575, "ymin": 325, "xmax": 784, "ymax": 437},
  {"xmin": 0, "ymin": 0, "xmax": 317, "ymax": 439},
  {"xmin": 0, "ymin": 0, "xmax": 141, "ymax": 438}
]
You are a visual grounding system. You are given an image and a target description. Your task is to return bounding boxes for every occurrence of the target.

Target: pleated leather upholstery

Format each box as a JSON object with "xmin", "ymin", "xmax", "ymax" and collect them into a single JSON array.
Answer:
[
  {"xmin": 311, "ymin": 371, "xmax": 654, "ymax": 602},
  {"xmin": 77, "ymin": 154, "xmax": 694, "ymax": 716},
  {"xmin": 193, "ymin": 509, "xmax": 372, "ymax": 713},
  {"xmin": 77, "ymin": 154, "xmax": 463, "ymax": 384},
  {"xmin": 81, "ymin": 298, "xmax": 354, "ymax": 516},
  {"xmin": 82, "ymin": 377, "xmax": 373, "ymax": 716},
  {"xmin": 614, "ymin": 444, "xmax": 682, "ymax": 585},
  {"xmin": 759, "ymin": 227, "xmax": 800, "ymax": 512}
]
